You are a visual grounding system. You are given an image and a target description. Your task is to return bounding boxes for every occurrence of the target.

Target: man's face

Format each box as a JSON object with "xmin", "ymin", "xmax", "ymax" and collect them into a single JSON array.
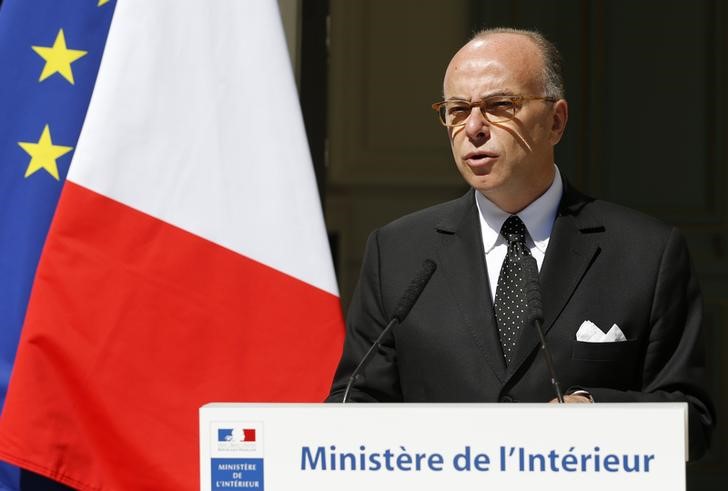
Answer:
[{"xmin": 443, "ymin": 33, "xmax": 567, "ymax": 212}]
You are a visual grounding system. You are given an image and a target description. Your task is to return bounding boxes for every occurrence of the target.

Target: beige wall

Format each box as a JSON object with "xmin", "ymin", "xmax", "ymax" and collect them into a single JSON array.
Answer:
[{"xmin": 326, "ymin": 0, "xmax": 472, "ymax": 307}]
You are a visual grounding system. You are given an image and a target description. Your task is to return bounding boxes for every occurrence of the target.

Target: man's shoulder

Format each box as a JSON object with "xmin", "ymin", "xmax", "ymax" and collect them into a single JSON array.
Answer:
[
  {"xmin": 562, "ymin": 183, "xmax": 676, "ymax": 240},
  {"xmin": 584, "ymin": 198, "xmax": 675, "ymax": 237},
  {"xmin": 377, "ymin": 190, "xmax": 474, "ymax": 237}
]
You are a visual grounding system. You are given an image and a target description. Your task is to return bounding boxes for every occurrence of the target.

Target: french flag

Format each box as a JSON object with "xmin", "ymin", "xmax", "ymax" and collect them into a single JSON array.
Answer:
[{"xmin": 0, "ymin": 1, "xmax": 343, "ymax": 490}]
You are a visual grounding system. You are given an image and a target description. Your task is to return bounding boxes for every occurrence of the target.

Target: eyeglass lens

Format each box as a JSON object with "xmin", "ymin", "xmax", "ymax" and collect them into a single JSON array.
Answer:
[{"xmin": 440, "ymin": 97, "xmax": 519, "ymax": 126}]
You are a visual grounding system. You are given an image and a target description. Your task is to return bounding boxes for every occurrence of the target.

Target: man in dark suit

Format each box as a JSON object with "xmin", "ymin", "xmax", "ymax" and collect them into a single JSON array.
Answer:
[{"xmin": 327, "ymin": 28, "xmax": 714, "ymax": 459}]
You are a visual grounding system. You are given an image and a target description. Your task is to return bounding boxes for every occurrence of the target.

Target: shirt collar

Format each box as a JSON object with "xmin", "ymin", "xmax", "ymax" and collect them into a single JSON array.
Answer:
[{"xmin": 475, "ymin": 165, "xmax": 563, "ymax": 253}]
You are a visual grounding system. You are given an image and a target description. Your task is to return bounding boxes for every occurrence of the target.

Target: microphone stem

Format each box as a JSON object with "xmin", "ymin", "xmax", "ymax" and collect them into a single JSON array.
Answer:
[
  {"xmin": 533, "ymin": 317, "xmax": 564, "ymax": 403},
  {"xmin": 342, "ymin": 317, "xmax": 398, "ymax": 403}
]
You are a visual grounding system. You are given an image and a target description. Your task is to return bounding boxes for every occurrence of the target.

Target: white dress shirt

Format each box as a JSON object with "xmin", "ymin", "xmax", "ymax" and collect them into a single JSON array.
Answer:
[{"xmin": 475, "ymin": 166, "xmax": 563, "ymax": 301}]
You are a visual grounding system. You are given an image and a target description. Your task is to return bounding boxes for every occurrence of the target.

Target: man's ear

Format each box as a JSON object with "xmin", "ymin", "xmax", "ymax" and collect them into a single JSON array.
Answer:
[{"xmin": 550, "ymin": 99, "xmax": 568, "ymax": 145}]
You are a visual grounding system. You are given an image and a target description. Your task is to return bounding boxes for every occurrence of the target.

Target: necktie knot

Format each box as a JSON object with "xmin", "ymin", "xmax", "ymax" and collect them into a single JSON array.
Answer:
[
  {"xmin": 500, "ymin": 215, "xmax": 527, "ymax": 243},
  {"xmin": 500, "ymin": 215, "xmax": 529, "ymax": 256}
]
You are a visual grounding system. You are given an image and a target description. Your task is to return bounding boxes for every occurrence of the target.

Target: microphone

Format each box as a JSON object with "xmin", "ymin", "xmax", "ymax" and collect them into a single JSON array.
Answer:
[
  {"xmin": 342, "ymin": 259, "xmax": 437, "ymax": 403},
  {"xmin": 523, "ymin": 256, "xmax": 564, "ymax": 403}
]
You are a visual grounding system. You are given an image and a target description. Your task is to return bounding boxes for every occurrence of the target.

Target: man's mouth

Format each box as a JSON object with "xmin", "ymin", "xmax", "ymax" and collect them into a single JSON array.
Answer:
[{"xmin": 463, "ymin": 151, "xmax": 498, "ymax": 167}]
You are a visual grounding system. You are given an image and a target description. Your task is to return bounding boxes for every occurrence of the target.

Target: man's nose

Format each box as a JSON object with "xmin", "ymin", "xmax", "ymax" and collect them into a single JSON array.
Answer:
[{"xmin": 464, "ymin": 106, "xmax": 490, "ymax": 141}]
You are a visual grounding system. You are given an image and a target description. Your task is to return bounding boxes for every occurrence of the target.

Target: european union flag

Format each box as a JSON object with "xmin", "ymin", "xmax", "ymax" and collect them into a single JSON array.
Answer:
[{"xmin": 0, "ymin": 1, "xmax": 115, "ymax": 488}]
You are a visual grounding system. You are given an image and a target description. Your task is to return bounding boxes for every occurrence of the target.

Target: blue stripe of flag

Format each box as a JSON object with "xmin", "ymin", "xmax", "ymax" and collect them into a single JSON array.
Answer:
[{"xmin": 0, "ymin": 1, "xmax": 116, "ymax": 489}]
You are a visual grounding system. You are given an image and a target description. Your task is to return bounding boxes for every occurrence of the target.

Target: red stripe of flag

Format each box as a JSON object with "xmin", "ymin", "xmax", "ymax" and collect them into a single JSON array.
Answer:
[{"xmin": 0, "ymin": 181, "xmax": 343, "ymax": 490}]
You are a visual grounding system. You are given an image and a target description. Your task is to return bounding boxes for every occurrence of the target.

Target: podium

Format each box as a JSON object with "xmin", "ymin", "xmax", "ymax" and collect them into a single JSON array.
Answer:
[{"xmin": 199, "ymin": 403, "xmax": 687, "ymax": 490}]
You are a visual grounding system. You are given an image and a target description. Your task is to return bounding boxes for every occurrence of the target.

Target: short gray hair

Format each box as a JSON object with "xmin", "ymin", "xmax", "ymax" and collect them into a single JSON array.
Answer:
[{"xmin": 471, "ymin": 27, "xmax": 565, "ymax": 99}]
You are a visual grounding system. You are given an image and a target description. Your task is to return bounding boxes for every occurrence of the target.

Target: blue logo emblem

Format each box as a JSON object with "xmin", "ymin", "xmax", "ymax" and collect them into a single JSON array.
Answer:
[{"xmin": 217, "ymin": 429, "xmax": 233, "ymax": 442}]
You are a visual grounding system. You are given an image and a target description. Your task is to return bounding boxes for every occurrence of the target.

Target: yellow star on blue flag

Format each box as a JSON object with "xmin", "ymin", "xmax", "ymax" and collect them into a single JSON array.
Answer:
[
  {"xmin": 17, "ymin": 124, "xmax": 73, "ymax": 180},
  {"xmin": 32, "ymin": 29, "xmax": 88, "ymax": 84}
]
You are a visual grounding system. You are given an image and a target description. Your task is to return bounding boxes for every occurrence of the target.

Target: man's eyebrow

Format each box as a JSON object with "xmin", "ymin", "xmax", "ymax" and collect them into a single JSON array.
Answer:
[
  {"xmin": 444, "ymin": 90, "xmax": 517, "ymax": 102},
  {"xmin": 481, "ymin": 89, "xmax": 516, "ymax": 98}
]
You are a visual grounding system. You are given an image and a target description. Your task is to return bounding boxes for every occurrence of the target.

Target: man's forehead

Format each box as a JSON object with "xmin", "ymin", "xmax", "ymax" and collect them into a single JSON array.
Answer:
[
  {"xmin": 450, "ymin": 33, "xmax": 542, "ymax": 73},
  {"xmin": 444, "ymin": 33, "xmax": 544, "ymax": 96},
  {"xmin": 443, "ymin": 68, "xmax": 514, "ymax": 100}
]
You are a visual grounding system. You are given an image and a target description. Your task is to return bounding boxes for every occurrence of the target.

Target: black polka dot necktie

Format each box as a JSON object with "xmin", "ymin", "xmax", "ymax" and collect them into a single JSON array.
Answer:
[{"xmin": 494, "ymin": 215, "xmax": 532, "ymax": 365}]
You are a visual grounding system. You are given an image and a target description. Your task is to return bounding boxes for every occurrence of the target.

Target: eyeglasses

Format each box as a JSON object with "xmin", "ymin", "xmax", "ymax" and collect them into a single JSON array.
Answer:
[{"xmin": 431, "ymin": 95, "xmax": 557, "ymax": 127}]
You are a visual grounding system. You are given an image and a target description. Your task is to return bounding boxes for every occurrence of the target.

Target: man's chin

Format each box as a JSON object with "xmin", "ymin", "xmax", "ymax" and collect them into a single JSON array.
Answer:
[{"xmin": 468, "ymin": 175, "xmax": 502, "ymax": 193}]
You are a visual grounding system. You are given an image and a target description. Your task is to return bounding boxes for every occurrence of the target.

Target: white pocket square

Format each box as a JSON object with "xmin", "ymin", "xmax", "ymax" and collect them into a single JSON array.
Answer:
[{"xmin": 576, "ymin": 320, "xmax": 627, "ymax": 342}]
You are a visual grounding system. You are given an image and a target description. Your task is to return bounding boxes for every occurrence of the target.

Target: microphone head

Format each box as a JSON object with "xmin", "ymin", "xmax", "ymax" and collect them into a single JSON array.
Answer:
[
  {"xmin": 392, "ymin": 259, "xmax": 437, "ymax": 322},
  {"xmin": 523, "ymin": 255, "xmax": 543, "ymax": 324}
]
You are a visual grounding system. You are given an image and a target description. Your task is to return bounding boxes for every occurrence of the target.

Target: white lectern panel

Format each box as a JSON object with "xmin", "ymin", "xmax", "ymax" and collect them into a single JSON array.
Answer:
[{"xmin": 200, "ymin": 403, "xmax": 687, "ymax": 491}]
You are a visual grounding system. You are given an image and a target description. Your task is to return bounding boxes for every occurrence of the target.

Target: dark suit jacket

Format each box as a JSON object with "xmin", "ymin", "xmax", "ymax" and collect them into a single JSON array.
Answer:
[{"xmin": 328, "ymin": 182, "xmax": 715, "ymax": 460}]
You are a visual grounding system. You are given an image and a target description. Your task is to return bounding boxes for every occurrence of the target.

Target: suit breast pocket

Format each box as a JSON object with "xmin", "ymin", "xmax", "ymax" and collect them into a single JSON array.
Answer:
[
  {"xmin": 571, "ymin": 339, "xmax": 639, "ymax": 361},
  {"xmin": 570, "ymin": 340, "xmax": 641, "ymax": 389}
]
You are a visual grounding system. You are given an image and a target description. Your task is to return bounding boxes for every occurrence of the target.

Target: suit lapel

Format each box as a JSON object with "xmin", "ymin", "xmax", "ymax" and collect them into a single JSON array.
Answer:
[
  {"xmin": 505, "ymin": 183, "xmax": 604, "ymax": 380},
  {"xmin": 434, "ymin": 191, "xmax": 507, "ymax": 382}
]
